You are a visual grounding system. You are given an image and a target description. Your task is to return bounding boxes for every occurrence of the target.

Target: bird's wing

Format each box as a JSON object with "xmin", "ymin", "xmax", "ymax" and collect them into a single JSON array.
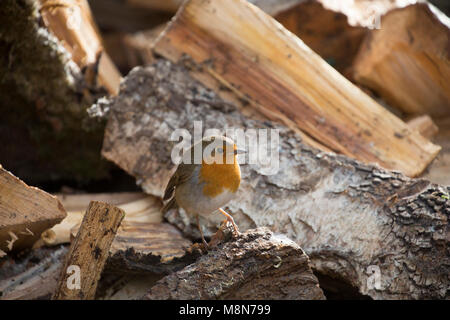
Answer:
[{"xmin": 163, "ymin": 162, "xmax": 196, "ymax": 200}]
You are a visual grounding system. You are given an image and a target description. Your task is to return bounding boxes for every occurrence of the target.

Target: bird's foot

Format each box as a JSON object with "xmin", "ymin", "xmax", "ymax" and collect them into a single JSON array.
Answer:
[{"xmin": 219, "ymin": 208, "xmax": 240, "ymax": 236}]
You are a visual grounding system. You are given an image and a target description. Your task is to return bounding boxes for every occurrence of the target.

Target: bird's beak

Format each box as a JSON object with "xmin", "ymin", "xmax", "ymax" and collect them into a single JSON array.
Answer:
[{"xmin": 234, "ymin": 149, "xmax": 247, "ymax": 155}]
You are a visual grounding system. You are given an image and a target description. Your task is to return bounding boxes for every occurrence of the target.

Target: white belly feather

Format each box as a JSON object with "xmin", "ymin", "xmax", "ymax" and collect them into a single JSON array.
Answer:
[{"xmin": 175, "ymin": 166, "xmax": 236, "ymax": 216}]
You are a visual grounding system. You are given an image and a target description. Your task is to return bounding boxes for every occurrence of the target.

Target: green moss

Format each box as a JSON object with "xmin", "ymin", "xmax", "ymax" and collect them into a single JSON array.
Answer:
[{"xmin": 0, "ymin": 0, "xmax": 111, "ymax": 185}]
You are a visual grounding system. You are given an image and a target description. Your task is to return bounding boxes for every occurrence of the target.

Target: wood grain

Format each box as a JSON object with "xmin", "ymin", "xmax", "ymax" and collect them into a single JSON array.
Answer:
[
  {"xmin": 353, "ymin": 3, "xmax": 450, "ymax": 116},
  {"xmin": 0, "ymin": 166, "xmax": 66, "ymax": 254},
  {"xmin": 52, "ymin": 201, "xmax": 125, "ymax": 300},
  {"xmin": 153, "ymin": 0, "xmax": 440, "ymax": 177}
]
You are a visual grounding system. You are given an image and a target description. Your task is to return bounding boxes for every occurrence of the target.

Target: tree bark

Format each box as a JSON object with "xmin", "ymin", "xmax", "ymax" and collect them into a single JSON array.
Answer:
[
  {"xmin": 52, "ymin": 201, "xmax": 125, "ymax": 300},
  {"xmin": 0, "ymin": 0, "xmax": 119, "ymax": 184},
  {"xmin": 100, "ymin": 60, "xmax": 450, "ymax": 299},
  {"xmin": 143, "ymin": 228, "xmax": 325, "ymax": 300},
  {"xmin": 152, "ymin": 0, "xmax": 440, "ymax": 177},
  {"xmin": 0, "ymin": 165, "xmax": 66, "ymax": 254}
]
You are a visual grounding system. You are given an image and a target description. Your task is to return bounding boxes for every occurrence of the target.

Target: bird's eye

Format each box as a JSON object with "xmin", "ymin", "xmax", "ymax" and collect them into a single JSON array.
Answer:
[{"xmin": 217, "ymin": 147, "xmax": 223, "ymax": 154}]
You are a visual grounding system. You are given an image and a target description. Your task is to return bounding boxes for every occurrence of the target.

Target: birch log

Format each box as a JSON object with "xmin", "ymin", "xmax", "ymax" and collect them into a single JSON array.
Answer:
[
  {"xmin": 152, "ymin": 0, "xmax": 440, "ymax": 177},
  {"xmin": 143, "ymin": 228, "xmax": 325, "ymax": 300},
  {"xmin": 100, "ymin": 60, "xmax": 450, "ymax": 299}
]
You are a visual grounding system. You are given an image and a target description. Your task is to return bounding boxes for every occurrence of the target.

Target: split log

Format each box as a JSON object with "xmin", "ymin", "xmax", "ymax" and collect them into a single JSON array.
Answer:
[
  {"xmin": 69, "ymin": 221, "xmax": 195, "ymax": 275},
  {"xmin": 273, "ymin": 0, "xmax": 367, "ymax": 76},
  {"xmin": 103, "ymin": 221, "xmax": 195, "ymax": 274},
  {"xmin": 0, "ymin": 166, "xmax": 67, "ymax": 254},
  {"xmin": 39, "ymin": 0, "xmax": 121, "ymax": 95},
  {"xmin": 152, "ymin": 0, "xmax": 440, "ymax": 177},
  {"xmin": 41, "ymin": 192, "xmax": 162, "ymax": 246},
  {"xmin": 264, "ymin": 0, "xmax": 422, "ymax": 77},
  {"xmin": 0, "ymin": 0, "xmax": 119, "ymax": 184},
  {"xmin": 0, "ymin": 246, "xmax": 68, "ymax": 300},
  {"xmin": 353, "ymin": 3, "xmax": 450, "ymax": 117},
  {"xmin": 143, "ymin": 228, "xmax": 325, "ymax": 300},
  {"xmin": 52, "ymin": 201, "xmax": 125, "ymax": 300},
  {"xmin": 100, "ymin": 61, "xmax": 450, "ymax": 299},
  {"xmin": 42, "ymin": 192, "xmax": 193, "ymax": 275}
]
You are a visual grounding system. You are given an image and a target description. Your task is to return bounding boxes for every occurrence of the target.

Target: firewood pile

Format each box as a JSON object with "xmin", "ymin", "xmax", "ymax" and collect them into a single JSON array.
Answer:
[{"xmin": 0, "ymin": 0, "xmax": 449, "ymax": 300}]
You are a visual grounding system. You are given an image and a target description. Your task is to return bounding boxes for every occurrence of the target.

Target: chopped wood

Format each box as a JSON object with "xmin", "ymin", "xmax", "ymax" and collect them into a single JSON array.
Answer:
[
  {"xmin": 52, "ymin": 201, "xmax": 125, "ymax": 300},
  {"xmin": 41, "ymin": 193, "xmax": 162, "ymax": 246},
  {"xmin": 68, "ymin": 221, "xmax": 194, "ymax": 275},
  {"xmin": 353, "ymin": 3, "xmax": 450, "ymax": 116},
  {"xmin": 101, "ymin": 61, "xmax": 450, "ymax": 299},
  {"xmin": 103, "ymin": 221, "xmax": 195, "ymax": 274},
  {"xmin": 274, "ymin": 0, "xmax": 367, "ymax": 76},
  {"xmin": 143, "ymin": 228, "xmax": 325, "ymax": 300},
  {"xmin": 407, "ymin": 115, "xmax": 439, "ymax": 140},
  {"xmin": 38, "ymin": 0, "xmax": 121, "ymax": 95},
  {"xmin": 0, "ymin": 0, "xmax": 116, "ymax": 184},
  {"xmin": 0, "ymin": 166, "xmax": 67, "ymax": 253},
  {"xmin": 152, "ymin": 0, "xmax": 440, "ymax": 177},
  {"xmin": 0, "ymin": 246, "xmax": 68, "ymax": 300}
]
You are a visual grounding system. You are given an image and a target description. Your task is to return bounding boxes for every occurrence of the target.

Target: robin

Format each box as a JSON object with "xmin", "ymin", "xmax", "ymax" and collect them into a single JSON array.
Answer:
[{"xmin": 162, "ymin": 135, "xmax": 245, "ymax": 246}]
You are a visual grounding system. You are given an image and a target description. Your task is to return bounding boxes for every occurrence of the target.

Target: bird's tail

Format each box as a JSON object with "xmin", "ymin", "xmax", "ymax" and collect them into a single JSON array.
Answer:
[{"xmin": 161, "ymin": 197, "xmax": 178, "ymax": 214}]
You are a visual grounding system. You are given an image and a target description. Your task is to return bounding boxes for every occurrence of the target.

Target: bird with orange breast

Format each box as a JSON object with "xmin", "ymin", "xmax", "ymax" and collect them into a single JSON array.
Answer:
[{"xmin": 162, "ymin": 135, "xmax": 245, "ymax": 246}]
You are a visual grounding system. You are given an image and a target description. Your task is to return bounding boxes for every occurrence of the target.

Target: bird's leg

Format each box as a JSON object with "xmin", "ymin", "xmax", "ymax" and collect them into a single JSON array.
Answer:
[
  {"xmin": 196, "ymin": 215, "xmax": 209, "ymax": 248},
  {"xmin": 219, "ymin": 208, "xmax": 240, "ymax": 234}
]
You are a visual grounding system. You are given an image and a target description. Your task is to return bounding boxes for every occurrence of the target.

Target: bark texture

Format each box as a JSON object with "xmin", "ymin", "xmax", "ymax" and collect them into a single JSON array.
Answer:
[
  {"xmin": 0, "ymin": 0, "xmax": 115, "ymax": 184},
  {"xmin": 143, "ymin": 228, "xmax": 325, "ymax": 300},
  {"xmin": 52, "ymin": 201, "xmax": 125, "ymax": 300},
  {"xmin": 100, "ymin": 60, "xmax": 450, "ymax": 299}
]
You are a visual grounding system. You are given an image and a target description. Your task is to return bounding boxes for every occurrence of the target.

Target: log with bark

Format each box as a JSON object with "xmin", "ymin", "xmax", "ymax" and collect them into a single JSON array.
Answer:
[
  {"xmin": 152, "ymin": 0, "xmax": 440, "ymax": 177},
  {"xmin": 38, "ymin": 192, "xmax": 194, "ymax": 275},
  {"xmin": 353, "ymin": 2, "xmax": 450, "ymax": 117},
  {"xmin": 99, "ymin": 60, "xmax": 450, "ymax": 299},
  {"xmin": 143, "ymin": 227, "xmax": 325, "ymax": 300},
  {"xmin": 0, "ymin": 165, "xmax": 67, "ymax": 255},
  {"xmin": 0, "ymin": 246, "xmax": 68, "ymax": 300},
  {"xmin": 52, "ymin": 201, "xmax": 125, "ymax": 300},
  {"xmin": 0, "ymin": 0, "xmax": 120, "ymax": 184}
]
